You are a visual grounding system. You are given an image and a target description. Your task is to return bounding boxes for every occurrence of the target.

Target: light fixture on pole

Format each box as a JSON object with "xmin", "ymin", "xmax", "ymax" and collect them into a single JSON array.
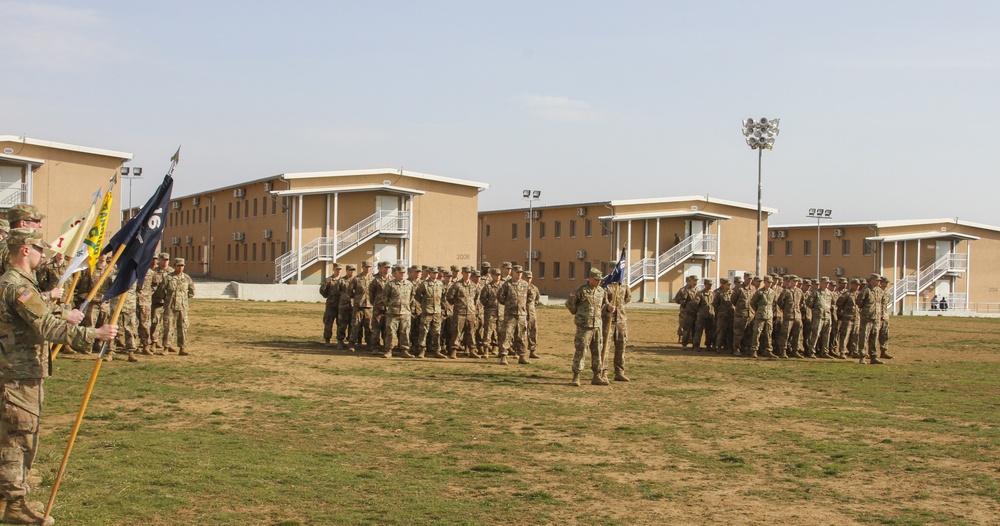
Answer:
[
  {"xmin": 523, "ymin": 189, "xmax": 541, "ymax": 272},
  {"xmin": 742, "ymin": 117, "xmax": 780, "ymax": 277},
  {"xmin": 120, "ymin": 166, "xmax": 143, "ymax": 220},
  {"xmin": 806, "ymin": 208, "xmax": 833, "ymax": 278}
]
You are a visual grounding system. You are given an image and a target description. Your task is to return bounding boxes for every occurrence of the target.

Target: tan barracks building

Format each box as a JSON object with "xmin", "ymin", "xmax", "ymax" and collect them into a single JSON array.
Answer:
[
  {"xmin": 766, "ymin": 219, "xmax": 1000, "ymax": 314},
  {"xmin": 161, "ymin": 169, "xmax": 488, "ymax": 284},
  {"xmin": 0, "ymin": 135, "xmax": 130, "ymax": 240},
  {"xmin": 479, "ymin": 196, "xmax": 776, "ymax": 301}
]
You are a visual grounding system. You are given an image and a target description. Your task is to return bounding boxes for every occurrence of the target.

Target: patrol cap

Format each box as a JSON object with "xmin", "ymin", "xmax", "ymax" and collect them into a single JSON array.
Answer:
[
  {"xmin": 0, "ymin": 219, "xmax": 9, "ymax": 233},
  {"xmin": 820, "ymin": 276, "xmax": 830, "ymax": 283},
  {"xmin": 686, "ymin": 275, "xmax": 698, "ymax": 281},
  {"xmin": 589, "ymin": 268, "xmax": 603, "ymax": 280},
  {"xmin": 421, "ymin": 265, "xmax": 432, "ymax": 272},
  {"xmin": 511, "ymin": 265, "xmax": 523, "ymax": 272},
  {"xmin": 159, "ymin": 251, "xmax": 171, "ymax": 260},
  {"xmin": 441, "ymin": 270, "xmax": 452, "ymax": 277},
  {"xmin": 362, "ymin": 260, "xmax": 373, "ymax": 267},
  {"xmin": 408, "ymin": 265, "xmax": 419, "ymax": 272},
  {"xmin": 489, "ymin": 268, "xmax": 501, "ymax": 275},
  {"xmin": 792, "ymin": 276, "xmax": 802, "ymax": 282},
  {"xmin": 802, "ymin": 279, "xmax": 812, "ymax": 285},
  {"xmin": 6, "ymin": 227, "xmax": 51, "ymax": 249},
  {"xmin": 838, "ymin": 277, "xmax": 848, "ymax": 283},
  {"xmin": 436, "ymin": 266, "xmax": 446, "ymax": 272},
  {"xmin": 720, "ymin": 277, "xmax": 731, "ymax": 285},
  {"xmin": 850, "ymin": 278, "xmax": 862, "ymax": 285},
  {"xmin": 733, "ymin": 276, "xmax": 743, "ymax": 283},
  {"xmin": 879, "ymin": 275, "xmax": 889, "ymax": 282},
  {"xmin": 522, "ymin": 270, "xmax": 532, "ymax": 278},
  {"xmin": 391, "ymin": 264, "xmax": 405, "ymax": 272},
  {"xmin": 461, "ymin": 266, "xmax": 472, "ymax": 273},
  {"xmin": 703, "ymin": 278, "xmax": 712, "ymax": 285},
  {"xmin": 502, "ymin": 261, "xmax": 513, "ymax": 269},
  {"xmin": 331, "ymin": 263, "xmax": 342, "ymax": 270},
  {"xmin": 869, "ymin": 272, "xmax": 881, "ymax": 280},
  {"xmin": 377, "ymin": 261, "xmax": 391, "ymax": 268},
  {"xmin": 174, "ymin": 258, "xmax": 186, "ymax": 266},
  {"xmin": 480, "ymin": 261, "xmax": 491, "ymax": 268},
  {"xmin": 762, "ymin": 275, "xmax": 773, "ymax": 282},
  {"xmin": 743, "ymin": 272, "xmax": 753, "ymax": 279},
  {"xmin": 451, "ymin": 265, "xmax": 460, "ymax": 271},
  {"xmin": 471, "ymin": 270, "xmax": 481, "ymax": 277},
  {"xmin": 7, "ymin": 203, "xmax": 45, "ymax": 223},
  {"xmin": 346, "ymin": 264, "xmax": 357, "ymax": 271},
  {"xmin": 751, "ymin": 275, "xmax": 761, "ymax": 281}
]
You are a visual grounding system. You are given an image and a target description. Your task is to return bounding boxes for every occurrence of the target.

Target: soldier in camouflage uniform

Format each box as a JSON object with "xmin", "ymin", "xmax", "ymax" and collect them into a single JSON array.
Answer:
[
  {"xmin": 478, "ymin": 268, "xmax": 503, "ymax": 357},
  {"xmin": 369, "ymin": 261, "xmax": 392, "ymax": 355},
  {"xmin": 673, "ymin": 275, "xmax": 699, "ymax": 347},
  {"xmin": 319, "ymin": 263, "xmax": 343, "ymax": 345},
  {"xmin": 407, "ymin": 266, "xmax": 423, "ymax": 350},
  {"xmin": 524, "ymin": 271, "xmax": 541, "ymax": 359},
  {"xmin": 157, "ymin": 258, "xmax": 195, "ymax": 355},
  {"xmin": 148, "ymin": 252, "xmax": 173, "ymax": 352},
  {"xmin": 113, "ymin": 280, "xmax": 141, "ymax": 363},
  {"xmin": 337, "ymin": 265, "xmax": 356, "ymax": 349},
  {"xmin": 348, "ymin": 261, "xmax": 374, "ymax": 352},
  {"xmin": 496, "ymin": 265, "xmax": 530, "ymax": 365},
  {"xmin": 475, "ymin": 263, "xmax": 491, "ymax": 349},
  {"xmin": 380, "ymin": 265, "xmax": 414, "ymax": 358},
  {"xmin": 712, "ymin": 278, "xmax": 735, "ymax": 354},
  {"xmin": 0, "ymin": 219, "xmax": 7, "ymax": 241},
  {"xmin": 800, "ymin": 279, "xmax": 815, "ymax": 355},
  {"xmin": 877, "ymin": 276, "xmax": 894, "ymax": 360},
  {"xmin": 776, "ymin": 276, "xmax": 804, "ymax": 358},
  {"xmin": 439, "ymin": 269, "xmax": 455, "ymax": 355},
  {"xmin": 566, "ymin": 268, "xmax": 609, "ymax": 386},
  {"xmin": 414, "ymin": 267, "xmax": 445, "ymax": 358},
  {"xmin": 807, "ymin": 277, "xmax": 837, "ymax": 358},
  {"xmin": 0, "ymin": 228, "xmax": 118, "ymax": 526},
  {"xmin": 857, "ymin": 273, "xmax": 885, "ymax": 364},
  {"xmin": 83, "ymin": 254, "xmax": 113, "ymax": 355},
  {"xmin": 836, "ymin": 278, "xmax": 861, "ymax": 358},
  {"xmin": 602, "ymin": 278, "xmax": 632, "ymax": 382},
  {"xmin": 136, "ymin": 256, "xmax": 157, "ymax": 355},
  {"xmin": 0, "ymin": 205, "xmax": 63, "ymax": 295},
  {"xmin": 748, "ymin": 275, "xmax": 778, "ymax": 358},
  {"xmin": 692, "ymin": 278, "xmax": 715, "ymax": 350},
  {"xmin": 446, "ymin": 267, "xmax": 480, "ymax": 358},
  {"xmin": 730, "ymin": 275, "xmax": 754, "ymax": 356}
]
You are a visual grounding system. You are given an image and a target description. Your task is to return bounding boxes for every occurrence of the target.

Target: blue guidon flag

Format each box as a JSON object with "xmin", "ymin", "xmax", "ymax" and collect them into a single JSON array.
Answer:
[{"xmin": 601, "ymin": 247, "xmax": 626, "ymax": 287}]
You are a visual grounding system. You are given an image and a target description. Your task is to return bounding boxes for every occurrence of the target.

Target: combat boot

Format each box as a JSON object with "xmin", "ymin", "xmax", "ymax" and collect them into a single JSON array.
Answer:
[
  {"xmin": 103, "ymin": 352, "xmax": 114, "ymax": 363},
  {"xmin": 591, "ymin": 373, "xmax": 609, "ymax": 386},
  {"xmin": 415, "ymin": 349, "xmax": 426, "ymax": 359},
  {"xmin": 517, "ymin": 355, "xmax": 530, "ymax": 365},
  {"xmin": 432, "ymin": 350, "xmax": 448, "ymax": 359},
  {"xmin": 399, "ymin": 350, "xmax": 414, "ymax": 358},
  {"xmin": 178, "ymin": 348, "xmax": 189, "ymax": 356},
  {"xmin": 869, "ymin": 356, "xmax": 885, "ymax": 365},
  {"xmin": 762, "ymin": 351, "xmax": 778, "ymax": 360},
  {"xmin": 468, "ymin": 349, "xmax": 482, "ymax": 359},
  {"xmin": 381, "ymin": 349, "xmax": 392, "ymax": 359},
  {"xmin": 448, "ymin": 349, "xmax": 457, "ymax": 360},
  {"xmin": 499, "ymin": 355, "xmax": 509, "ymax": 365},
  {"xmin": 2, "ymin": 497, "xmax": 54, "ymax": 525},
  {"xmin": 324, "ymin": 338, "xmax": 331, "ymax": 345},
  {"xmin": 61, "ymin": 347, "xmax": 76, "ymax": 355},
  {"xmin": 529, "ymin": 351, "xmax": 539, "ymax": 359},
  {"xmin": 570, "ymin": 373, "xmax": 580, "ymax": 387},
  {"xmin": 879, "ymin": 352, "xmax": 894, "ymax": 360},
  {"xmin": 614, "ymin": 371, "xmax": 630, "ymax": 382},
  {"xmin": 140, "ymin": 346, "xmax": 154, "ymax": 356},
  {"xmin": 127, "ymin": 352, "xmax": 139, "ymax": 363}
]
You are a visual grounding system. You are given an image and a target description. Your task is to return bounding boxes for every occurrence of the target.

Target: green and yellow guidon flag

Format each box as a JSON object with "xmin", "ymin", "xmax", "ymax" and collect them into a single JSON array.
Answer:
[{"xmin": 84, "ymin": 189, "xmax": 114, "ymax": 271}]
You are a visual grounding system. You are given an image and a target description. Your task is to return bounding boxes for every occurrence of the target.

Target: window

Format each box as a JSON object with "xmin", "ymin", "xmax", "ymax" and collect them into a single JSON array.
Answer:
[
  {"xmin": 281, "ymin": 197, "xmax": 288, "ymax": 214},
  {"xmin": 568, "ymin": 261, "xmax": 575, "ymax": 279},
  {"xmin": 537, "ymin": 262, "xmax": 545, "ymax": 278},
  {"xmin": 272, "ymin": 198, "xmax": 277, "ymax": 214},
  {"xmin": 767, "ymin": 241, "xmax": 775, "ymax": 256},
  {"xmin": 585, "ymin": 219, "xmax": 593, "ymax": 237},
  {"xmin": 863, "ymin": 240, "xmax": 874, "ymax": 256},
  {"xmin": 235, "ymin": 202, "xmax": 240, "ymax": 218},
  {"xmin": 198, "ymin": 208, "xmax": 202, "ymax": 223},
  {"xmin": 842, "ymin": 239, "xmax": 851, "ymax": 256},
  {"xmin": 601, "ymin": 220, "xmax": 611, "ymax": 237},
  {"xmin": 270, "ymin": 242, "xmax": 275, "ymax": 261},
  {"xmin": 525, "ymin": 222, "xmax": 530, "ymax": 238},
  {"xmin": 554, "ymin": 221, "xmax": 561, "ymax": 238},
  {"xmin": 281, "ymin": 242, "xmax": 286, "ymax": 254},
  {"xmin": 262, "ymin": 198, "xmax": 267, "ymax": 215},
  {"xmin": 584, "ymin": 261, "xmax": 592, "ymax": 276},
  {"xmin": 252, "ymin": 243, "xmax": 257, "ymax": 262},
  {"xmin": 785, "ymin": 240, "xmax": 793, "ymax": 256},
  {"xmin": 601, "ymin": 261, "xmax": 608, "ymax": 274},
  {"xmin": 569, "ymin": 220, "xmax": 576, "ymax": 238},
  {"xmin": 804, "ymin": 239, "xmax": 812, "ymax": 256},
  {"xmin": 539, "ymin": 222, "xmax": 546, "ymax": 239},
  {"xmin": 253, "ymin": 198, "xmax": 258, "ymax": 216},
  {"xmin": 822, "ymin": 240, "xmax": 831, "ymax": 256},
  {"xmin": 243, "ymin": 243, "xmax": 248, "ymax": 262},
  {"xmin": 244, "ymin": 200, "xmax": 249, "ymax": 218},
  {"xmin": 186, "ymin": 210, "xmax": 190, "ymax": 225},
  {"xmin": 553, "ymin": 261, "xmax": 561, "ymax": 279},
  {"xmin": 228, "ymin": 202, "xmax": 233, "ymax": 219},
  {"xmin": 231, "ymin": 244, "xmax": 237, "ymax": 262},
  {"xmin": 213, "ymin": 205, "xmax": 216, "ymax": 219},
  {"xmin": 511, "ymin": 223, "xmax": 518, "ymax": 239}
]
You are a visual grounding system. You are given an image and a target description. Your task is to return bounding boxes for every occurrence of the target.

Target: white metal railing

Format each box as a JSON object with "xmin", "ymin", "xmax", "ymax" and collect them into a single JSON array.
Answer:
[
  {"xmin": 628, "ymin": 258, "xmax": 655, "ymax": 286},
  {"xmin": 626, "ymin": 233, "xmax": 719, "ymax": 288},
  {"xmin": 275, "ymin": 210, "xmax": 411, "ymax": 283},
  {"xmin": 892, "ymin": 252, "xmax": 967, "ymax": 306},
  {"xmin": 0, "ymin": 182, "xmax": 26, "ymax": 208}
]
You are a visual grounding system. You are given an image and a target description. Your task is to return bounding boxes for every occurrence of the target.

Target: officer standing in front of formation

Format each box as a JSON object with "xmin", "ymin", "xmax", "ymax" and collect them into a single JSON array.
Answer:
[
  {"xmin": 566, "ymin": 268, "xmax": 609, "ymax": 386},
  {"xmin": 747, "ymin": 275, "xmax": 777, "ymax": 358},
  {"xmin": 0, "ymin": 228, "xmax": 118, "ymax": 526},
  {"xmin": 857, "ymin": 273, "xmax": 885, "ymax": 365},
  {"xmin": 496, "ymin": 265, "xmax": 530, "ymax": 365},
  {"xmin": 602, "ymin": 273, "xmax": 631, "ymax": 382},
  {"xmin": 319, "ymin": 263, "xmax": 343, "ymax": 345},
  {"xmin": 337, "ymin": 265, "xmax": 356, "ymax": 349},
  {"xmin": 157, "ymin": 258, "xmax": 195, "ymax": 355},
  {"xmin": 348, "ymin": 261, "xmax": 374, "ymax": 352},
  {"xmin": 380, "ymin": 264, "xmax": 414, "ymax": 358}
]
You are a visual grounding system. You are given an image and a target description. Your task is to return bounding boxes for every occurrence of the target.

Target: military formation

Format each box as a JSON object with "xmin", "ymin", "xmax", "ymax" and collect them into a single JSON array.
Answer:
[
  {"xmin": 674, "ymin": 272, "xmax": 894, "ymax": 364},
  {"xmin": 319, "ymin": 260, "xmax": 546, "ymax": 364}
]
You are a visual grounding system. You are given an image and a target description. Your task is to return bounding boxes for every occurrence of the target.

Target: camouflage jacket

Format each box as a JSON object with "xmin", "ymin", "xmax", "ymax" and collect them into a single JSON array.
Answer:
[
  {"xmin": 879, "ymin": 286, "xmax": 892, "ymax": 318},
  {"xmin": 0, "ymin": 266, "xmax": 95, "ymax": 380},
  {"xmin": 349, "ymin": 274, "xmax": 375, "ymax": 309},
  {"xmin": 712, "ymin": 288, "xmax": 734, "ymax": 320},
  {"xmin": 566, "ymin": 283, "xmax": 606, "ymax": 329},
  {"xmin": 732, "ymin": 285, "xmax": 754, "ymax": 318},
  {"xmin": 138, "ymin": 268, "xmax": 156, "ymax": 308},
  {"xmin": 497, "ymin": 279, "xmax": 530, "ymax": 318},
  {"xmin": 673, "ymin": 286, "xmax": 699, "ymax": 315},
  {"xmin": 319, "ymin": 276, "xmax": 341, "ymax": 305},
  {"xmin": 856, "ymin": 285, "xmax": 882, "ymax": 323},
  {"xmin": 446, "ymin": 279, "xmax": 479, "ymax": 317},
  {"xmin": 602, "ymin": 282, "xmax": 631, "ymax": 327},
  {"xmin": 381, "ymin": 278, "xmax": 413, "ymax": 316},
  {"xmin": 337, "ymin": 277, "xmax": 354, "ymax": 311},
  {"xmin": 779, "ymin": 287, "xmax": 804, "ymax": 320},
  {"xmin": 836, "ymin": 290, "xmax": 859, "ymax": 320},
  {"xmin": 409, "ymin": 278, "xmax": 422, "ymax": 316},
  {"xmin": 479, "ymin": 280, "xmax": 501, "ymax": 315},
  {"xmin": 526, "ymin": 283, "xmax": 540, "ymax": 321},
  {"xmin": 158, "ymin": 272, "xmax": 195, "ymax": 311},
  {"xmin": 370, "ymin": 274, "xmax": 391, "ymax": 312},
  {"xmin": 414, "ymin": 279, "xmax": 444, "ymax": 315},
  {"xmin": 749, "ymin": 287, "xmax": 777, "ymax": 320},
  {"xmin": 695, "ymin": 288, "xmax": 715, "ymax": 318},
  {"xmin": 810, "ymin": 289, "xmax": 834, "ymax": 320},
  {"xmin": 150, "ymin": 266, "xmax": 173, "ymax": 306}
]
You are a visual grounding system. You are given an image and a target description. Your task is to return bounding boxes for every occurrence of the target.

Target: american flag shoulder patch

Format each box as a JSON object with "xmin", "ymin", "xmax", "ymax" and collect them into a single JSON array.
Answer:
[{"xmin": 17, "ymin": 290, "xmax": 34, "ymax": 304}]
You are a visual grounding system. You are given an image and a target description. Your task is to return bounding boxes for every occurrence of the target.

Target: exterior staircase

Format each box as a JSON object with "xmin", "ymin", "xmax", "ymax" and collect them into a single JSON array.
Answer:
[
  {"xmin": 891, "ymin": 252, "xmax": 967, "ymax": 308},
  {"xmin": 627, "ymin": 233, "xmax": 719, "ymax": 287},
  {"xmin": 274, "ymin": 209, "xmax": 410, "ymax": 283}
]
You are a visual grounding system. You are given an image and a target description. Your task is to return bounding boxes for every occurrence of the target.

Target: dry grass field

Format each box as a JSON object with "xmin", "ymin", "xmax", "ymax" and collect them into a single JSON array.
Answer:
[{"xmin": 38, "ymin": 299, "xmax": 1000, "ymax": 525}]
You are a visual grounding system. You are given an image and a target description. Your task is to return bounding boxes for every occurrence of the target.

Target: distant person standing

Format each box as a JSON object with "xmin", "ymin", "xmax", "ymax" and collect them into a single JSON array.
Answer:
[
  {"xmin": 319, "ymin": 263, "xmax": 343, "ymax": 346},
  {"xmin": 930, "ymin": 295, "xmax": 939, "ymax": 310},
  {"xmin": 602, "ymin": 275, "xmax": 632, "ymax": 382},
  {"xmin": 939, "ymin": 296, "xmax": 948, "ymax": 311},
  {"xmin": 566, "ymin": 268, "xmax": 610, "ymax": 386},
  {"xmin": 157, "ymin": 258, "xmax": 195, "ymax": 355}
]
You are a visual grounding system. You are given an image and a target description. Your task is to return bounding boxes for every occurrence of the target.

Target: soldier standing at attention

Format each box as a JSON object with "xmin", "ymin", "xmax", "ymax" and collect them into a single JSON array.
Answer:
[
  {"xmin": 807, "ymin": 277, "xmax": 836, "ymax": 358},
  {"xmin": 730, "ymin": 275, "xmax": 752, "ymax": 356},
  {"xmin": 856, "ymin": 273, "xmax": 885, "ymax": 365},
  {"xmin": 836, "ymin": 278, "xmax": 861, "ymax": 358},
  {"xmin": 602, "ymin": 275, "xmax": 632, "ymax": 382},
  {"xmin": 0, "ymin": 228, "xmax": 118, "ymax": 526},
  {"xmin": 693, "ymin": 278, "xmax": 715, "ymax": 351},
  {"xmin": 369, "ymin": 261, "xmax": 392, "ymax": 355},
  {"xmin": 673, "ymin": 275, "xmax": 699, "ymax": 347},
  {"xmin": 348, "ymin": 261, "xmax": 375, "ymax": 352},
  {"xmin": 157, "ymin": 258, "xmax": 195, "ymax": 356},
  {"xmin": 524, "ymin": 270, "xmax": 541, "ymax": 360},
  {"xmin": 800, "ymin": 279, "xmax": 815, "ymax": 355},
  {"xmin": 776, "ymin": 276, "xmax": 804, "ymax": 358},
  {"xmin": 149, "ymin": 251, "xmax": 173, "ymax": 352},
  {"xmin": 566, "ymin": 268, "xmax": 610, "ymax": 386},
  {"xmin": 878, "ymin": 276, "xmax": 894, "ymax": 360},
  {"xmin": 380, "ymin": 265, "xmax": 414, "ymax": 358},
  {"xmin": 319, "ymin": 263, "xmax": 343, "ymax": 345},
  {"xmin": 407, "ymin": 266, "xmax": 423, "ymax": 350},
  {"xmin": 446, "ymin": 267, "xmax": 480, "ymax": 358},
  {"xmin": 469, "ymin": 270, "xmax": 487, "ymax": 358},
  {"xmin": 499, "ymin": 262, "xmax": 513, "ymax": 283},
  {"xmin": 748, "ymin": 275, "xmax": 777, "ymax": 359},
  {"xmin": 475, "ymin": 262, "xmax": 491, "ymax": 349},
  {"xmin": 712, "ymin": 278, "xmax": 734, "ymax": 354},
  {"xmin": 336, "ymin": 265, "xmax": 356, "ymax": 349},
  {"xmin": 478, "ymin": 268, "xmax": 503, "ymax": 357},
  {"xmin": 496, "ymin": 265, "xmax": 530, "ymax": 365},
  {"xmin": 136, "ymin": 256, "xmax": 157, "ymax": 355},
  {"xmin": 414, "ymin": 267, "xmax": 445, "ymax": 358}
]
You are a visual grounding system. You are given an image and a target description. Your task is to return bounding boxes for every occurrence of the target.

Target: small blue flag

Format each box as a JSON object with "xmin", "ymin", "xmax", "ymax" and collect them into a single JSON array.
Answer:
[{"xmin": 601, "ymin": 247, "xmax": 627, "ymax": 287}]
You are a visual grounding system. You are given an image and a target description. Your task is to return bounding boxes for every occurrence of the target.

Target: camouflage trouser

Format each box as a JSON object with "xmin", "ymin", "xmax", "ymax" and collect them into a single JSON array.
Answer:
[
  {"xmin": 137, "ymin": 302, "xmax": 152, "ymax": 347},
  {"xmin": 526, "ymin": 315, "xmax": 537, "ymax": 352},
  {"xmin": 450, "ymin": 313, "xmax": 477, "ymax": 352},
  {"xmin": 680, "ymin": 311, "xmax": 697, "ymax": 345},
  {"xmin": 714, "ymin": 315, "xmax": 733, "ymax": 351},
  {"xmin": 350, "ymin": 308, "xmax": 372, "ymax": 348},
  {"xmin": 859, "ymin": 318, "xmax": 879, "ymax": 357},
  {"xmin": 441, "ymin": 313, "xmax": 455, "ymax": 352},
  {"xmin": 384, "ymin": 313, "xmax": 411, "ymax": 354},
  {"xmin": 479, "ymin": 310, "xmax": 500, "ymax": 351},
  {"xmin": 0, "ymin": 379, "xmax": 41, "ymax": 500},
  {"xmin": 337, "ymin": 307, "xmax": 352, "ymax": 344},
  {"xmin": 322, "ymin": 302, "xmax": 337, "ymax": 341},
  {"xmin": 85, "ymin": 301, "xmax": 112, "ymax": 352},
  {"xmin": 416, "ymin": 313, "xmax": 443, "ymax": 353},
  {"xmin": 732, "ymin": 315, "xmax": 751, "ymax": 353},
  {"xmin": 409, "ymin": 313, "xmax": 421, "ymax": 348},
  {"xmin": 602, "ymin": 318, "xmax": 627, "ymax": 374},
  {"xmin": 809, "ymin": 317, "xmax": 832, "ymax": 356},
  {"xmin": 829, "ymin": 319, "xmax": 841, "ymax": 353},
  {"xmin": 371, "ymin": 309, "xmax": 387, "ymax": 350},
  {"xmin": 693, "ymin": 315, "xmax": 714, "ymax": 348},
  {"xmin": 801, "ymin": 316, "xmax": 813, "ymax": 353},
  {"xmin": 749, "ymin": 318, "xmax": 773, "ymax": 354},
  {"xmin": 499, "ymin": 315, "xmax": 527, "ymax": 357},
  {"xmin": 777, "ymin": 317, "xmax": 802, "ymax": 355},
  {"xmin": 150, "ymin": 303, "xmax": 165, "ymax": 347},
  {"xmin": 161, "ymin": 307, "xmax": 190, "ymax": 350},
  {"xmin": 115, "ymin": 306, "xmax": 139, "ymax": 352},
  {"xmin": 572, "ymin": 324, "xmax": 603, "ymax": 374},
  {"xmin": 838, "ymin": 317, "xmax": 859, "ymax": 356},
  {"xmin": 878, "ymin": 317, "xmax": 890, "ymax": 353}
]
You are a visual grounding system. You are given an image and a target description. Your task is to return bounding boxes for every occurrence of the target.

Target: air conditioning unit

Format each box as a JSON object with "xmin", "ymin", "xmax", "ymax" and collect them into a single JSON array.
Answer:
[
  {"xmin": 523, "ymin": 210, "xmax": 541, "ymax": 219},
  {"xmin": 192, "ymin": 197, "xmax": 200, "ymax": 205},
  {"xmin": 233, "ymin": 188, "xmax": 246, "ymax": 198},
  {"xmin": 576, "ymin": 250, "xmax": 587, "ymax": 259},
  {"xmin": 233, "ymin": 232, "xmax": 245, "ymax": 241},
  {"xmin": 776, "ymin": 267, "xmax": 787, "ymax": 274},
  {"xmin": 776, "ymin": 230, "xmax": 787, "ymax": 238},
  {"xmin": 171, "ymin": 201, "xmax": 181, "ymax": 209},
  {"xmin": 263, "ymin": 230, "xmax": 272, "ymax": 239},
  {"xmin": 834, "ymin": 228, "xmax": 844, "ymax": 237},
  {"xmin": 185, "ymin": 236, "xmax": 193, "ymax": 244},
  {"xmin": 264, "ymin": 181, "xmax": 273, "ymax": 191},
  {"xmin": 576, "ymin": 207, "xmax": 587, "ymax": 217},
  {"xmin": 767, "ymin": 267, "xmax": 774, "ymax": 274},
  {"xmin": 833, "ymin": 267, "xmax": 845, "ymax": 276},
  {"xmin": 531, "ymin": 251, "xmax": 540, "ymax": 259},
  {"xmin": 171, "ymin": 237, "xmax": 180, "ymax": 245},
  {"xmin": 768, "ymin": 231, "xmax": 777, "ymax": 239}
]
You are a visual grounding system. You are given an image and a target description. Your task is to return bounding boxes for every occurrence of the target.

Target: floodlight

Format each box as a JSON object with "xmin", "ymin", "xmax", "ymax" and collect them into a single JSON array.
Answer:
[
  {"xmin": 133, "ymin": 167, "xmax": 142, "ymax": 176},
  {"xmin": 523, "ymin": 190, "xmax": 530, "ymax": 198},
  {"xmin": 532, "ymin": 190, "xmax": 541, "ymax": 199},
  {"xmin": 120, "ymin": 167, "xmax": 129, "ymax": 176}
]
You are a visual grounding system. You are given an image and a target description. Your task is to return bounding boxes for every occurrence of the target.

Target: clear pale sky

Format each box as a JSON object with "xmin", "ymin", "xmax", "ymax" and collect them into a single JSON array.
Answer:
[{"xmin": 4, "ymin": 1, "xmax": 999, "ymax": 225}]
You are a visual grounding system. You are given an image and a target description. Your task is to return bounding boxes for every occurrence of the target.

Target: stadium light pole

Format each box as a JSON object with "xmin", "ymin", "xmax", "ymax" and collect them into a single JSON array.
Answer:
[
  {"xmin": 743, "ymin": 118, "xmax": 779, "ymax": 277},
  {"xmin": 807, "ymin": 208, "xmax": 833, "ymax": 278},
  {"xmin": 120, "ymin": 166, "xmax": 143, "ymax": 219},
  {"xmin": 523, "ymin": 189, "xmax": 540, "ymax": 272}
]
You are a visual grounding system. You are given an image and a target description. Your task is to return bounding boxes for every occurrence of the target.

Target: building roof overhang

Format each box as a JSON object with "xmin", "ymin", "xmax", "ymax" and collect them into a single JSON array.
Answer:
[
  {"xmin": 0, "ymin": 135, "xmax": 132, "ymax": 161},
  {"xmin": 599, "ymin": 210, "xmax": 732, "ymax": 222},
  {"xmin": 0, "ymin": 153, "xmax": 46, "ymax": 167},
  {"xmin": 280, "ymin": 169, "xmax": 489, "ymax": 190},
  {"xmin": 609, "ymin": 195, "xmax": 778, "ymax": 215},
  {"xmin": 866, "ymin": 231, "xmax": 980, "ymax": 243},
  {"xmin": 270, "ymin": 184, "xmax": 426, "ymax": 197}
]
